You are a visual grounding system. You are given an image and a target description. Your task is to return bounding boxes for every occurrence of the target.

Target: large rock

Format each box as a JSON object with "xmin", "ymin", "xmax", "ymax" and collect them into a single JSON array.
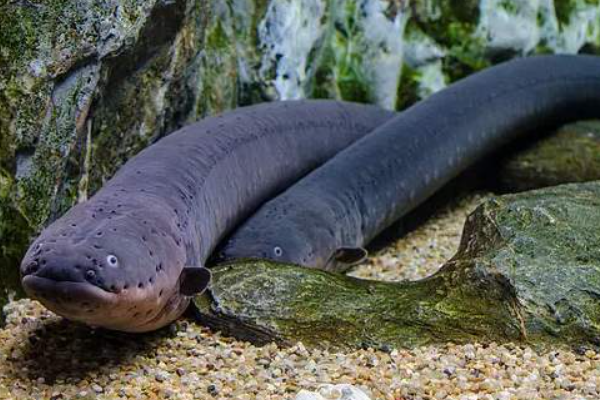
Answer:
[
  {"xmin": 2, "ymin": 0, "xmax": 600, "ymax": 315},
  {"xmin": 194, "ymin": 182, "xmax": 600, "ymax": 350},
  {"xmin": 495, "ymin": 120, "xmax": 600, "ymax": 192}
]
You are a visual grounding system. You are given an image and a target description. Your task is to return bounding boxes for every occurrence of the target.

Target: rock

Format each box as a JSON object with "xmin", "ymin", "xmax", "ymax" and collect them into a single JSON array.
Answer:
[
  {"xmin": 295, "ymin": 384, "xmax": 372, "ymax": 400},
  {"xmin": 2, "ymin": 0, "xmax": 600, "ymax": 318},
  {"xmin": 91, "ymin": 384, "xmax": 103, "ymax": 394},
  {"xmin": 0, "ymin": 196, "xmax": 28, "ymax": 321},
  {"xmin": 154, "ymin": 370, "xmax": 169, "ymax": 383},
  {"xmin": 494, "ymin": 120, "xmax": 600, "ymax": 192},
  {"xmin": 195, "ymin": 181, "xmax": 600, "ymax": 350}
]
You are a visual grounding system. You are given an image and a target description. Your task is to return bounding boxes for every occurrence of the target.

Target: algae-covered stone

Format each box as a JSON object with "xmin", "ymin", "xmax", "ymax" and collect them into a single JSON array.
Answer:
[
  {"xmin": 495, "ymin": 120, "xmax": 600, "ymax": 192},
  {"xmin": 193, "ymin": 259, "xmax": 523, "ymax": 350},
  {"xmin": 194, "ymin": 182, "xmax": 600, "ymax": 350},
  {"xmin": 458, "ymin": 182, "xmax": 600, "ymax": 347}
]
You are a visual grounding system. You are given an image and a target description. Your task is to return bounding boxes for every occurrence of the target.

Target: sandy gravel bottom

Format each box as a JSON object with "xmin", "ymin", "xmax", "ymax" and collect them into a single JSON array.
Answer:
[{"xmin": 1, "ymin": 192, "xmax": 599, "ymax": 400}]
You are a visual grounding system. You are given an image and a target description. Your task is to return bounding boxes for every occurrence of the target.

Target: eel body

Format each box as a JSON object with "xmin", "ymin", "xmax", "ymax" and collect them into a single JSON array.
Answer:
[
  {"xmin": 217, "ymin": 55, "xmax": 600, "ymax": 271},
  {"xmin": 19, "ymin": 100, "xmax": 395, "ymax": 332}
]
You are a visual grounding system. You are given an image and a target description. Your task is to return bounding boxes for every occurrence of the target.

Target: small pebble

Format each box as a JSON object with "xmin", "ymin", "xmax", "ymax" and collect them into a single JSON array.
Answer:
[
  {"xmin": 207, "ymin": 383, "xmax": 219, "ymax": 395},
  {"xmin": 91, "ymin": 384, "xmax": 103, "ymax": 393}
]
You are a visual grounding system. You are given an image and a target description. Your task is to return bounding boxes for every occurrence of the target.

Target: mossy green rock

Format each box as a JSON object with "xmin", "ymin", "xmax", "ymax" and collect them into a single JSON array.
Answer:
[
  {"xmin": 496, "ymin": 120, "xmax": 600, "ymax": 192},
  {"xmin": 194, "ymin": 182, "xmax": 600, "ymax": 350}
]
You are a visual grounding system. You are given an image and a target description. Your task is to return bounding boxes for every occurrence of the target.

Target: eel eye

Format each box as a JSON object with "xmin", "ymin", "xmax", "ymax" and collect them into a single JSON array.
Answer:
[
  {"xmin": 273, "ymin": 246, "xmax": 283, "ymax": 257},
  {"xmin": 107, "ymin": 255, "xmax": 119, "ymax": 267}
]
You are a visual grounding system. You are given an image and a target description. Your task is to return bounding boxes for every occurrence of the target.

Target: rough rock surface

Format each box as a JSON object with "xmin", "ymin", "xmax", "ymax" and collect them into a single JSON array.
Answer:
[
  {"xmin": 496, "ymin": 120, "xmax": 600, "ymax": 192},
  {"xmin": 194, "ymin": 182, "xmax": 600, "ymax": 350},
  {"xmin": 2, "ymin": 0, "xmax": 600, "ymax": 317}
]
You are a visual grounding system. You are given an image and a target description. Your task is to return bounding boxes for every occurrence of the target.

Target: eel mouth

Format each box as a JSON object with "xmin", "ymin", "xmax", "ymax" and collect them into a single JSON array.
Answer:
[{"xmin": 22, "ymin": 275, "xmax": 116, "ymax": 321}]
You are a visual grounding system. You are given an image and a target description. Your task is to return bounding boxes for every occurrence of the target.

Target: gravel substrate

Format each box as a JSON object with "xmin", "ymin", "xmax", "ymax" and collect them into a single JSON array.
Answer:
[{"xmin": 2, "ymin": 192, "xmax": 599, "ymax": 400}]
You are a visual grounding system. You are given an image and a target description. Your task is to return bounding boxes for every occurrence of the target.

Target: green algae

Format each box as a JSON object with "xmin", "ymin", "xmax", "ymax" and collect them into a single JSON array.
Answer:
[
  {"xmin": 0, "ymin": 182, "xmax": 28, "ymax": 325},
  {"xmin": 554, "ymin": 0, "xmax": 593, "ymax": 25},
  {"xmin": 395, "ymin": 63, "xmax": 423, "ymax": 111},
  {"xmin": 312, "ymin": 0, "xmax": 371, "ymax": 103},
  {"xmin": 411, "ymin": 0, "xmax": 487, "ymax": 81},
  {"xmin": 195, "ymin": 2, "xmax": 241, "ymax": 116},
  {"xmin": 0, "ymin": 0, "xmax": 151, "ymax": 226}
]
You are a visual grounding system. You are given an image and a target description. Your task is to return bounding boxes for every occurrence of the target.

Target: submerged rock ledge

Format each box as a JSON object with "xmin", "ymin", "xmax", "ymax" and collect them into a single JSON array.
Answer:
[
  {"xmin": 496, "ymin": 120, "xmax": 600, "ymax": 192},
  {"xmin": 195, "ymin": 182, "xmax": 600, "ymax": 350}
]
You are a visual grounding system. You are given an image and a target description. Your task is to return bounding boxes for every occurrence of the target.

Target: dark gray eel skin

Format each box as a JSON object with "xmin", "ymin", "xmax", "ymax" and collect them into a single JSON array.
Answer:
[
  {"xmin": 19, "ymin": 100, "xmax": 395, "ymax": 332},
  {"xmin": 217, "ymin": 55, "xmax": 600, "ymax": 271}
]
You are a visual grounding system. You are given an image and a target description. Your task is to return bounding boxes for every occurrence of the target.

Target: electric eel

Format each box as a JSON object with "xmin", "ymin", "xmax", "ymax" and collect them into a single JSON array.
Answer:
[
  {"xmin": 19, "ymin": 100, "xmax": 395, "ymax": 332},
  {"xmin": 218, "ymin": 55, "xmax": 600, "ymax": 271}
]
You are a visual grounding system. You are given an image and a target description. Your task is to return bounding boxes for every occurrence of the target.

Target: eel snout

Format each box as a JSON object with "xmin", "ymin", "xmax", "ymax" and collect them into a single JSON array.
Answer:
[
  {"xmin": 21, "ymin": 275, "xmax": 115, "ymax": 319},
  {"xmin": 20, "ymin": 246, "xmax": 117, "ymax": 320},
  {"xmin": 19, "ymin": 234, "xmax": 190, "ymax": 332}
]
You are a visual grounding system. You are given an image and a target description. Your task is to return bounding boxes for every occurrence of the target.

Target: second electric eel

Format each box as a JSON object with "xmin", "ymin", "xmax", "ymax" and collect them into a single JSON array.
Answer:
[{"xmin": 217, "ymin": 55, "xmax": 600, "ymax": 271}]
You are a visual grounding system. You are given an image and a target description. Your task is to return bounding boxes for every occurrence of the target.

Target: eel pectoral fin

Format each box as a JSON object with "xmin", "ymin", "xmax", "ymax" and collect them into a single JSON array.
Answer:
[
  {"xmin": 179, "ymin": 266, "xmax": 212, "ymax": 296},
  {"xmin": 331, "ymin": 247, "xmax": 368, "ymax": 270}
]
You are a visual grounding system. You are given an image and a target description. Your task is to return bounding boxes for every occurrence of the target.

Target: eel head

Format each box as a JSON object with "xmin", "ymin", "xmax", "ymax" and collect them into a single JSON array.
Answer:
[
  {"xmin": 216, "ymin": 227, "xmax": 325, "ymax": 268},
  {"xmin": 20, "ymin": 198, "xmax": 210, "ymax": 332}
]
